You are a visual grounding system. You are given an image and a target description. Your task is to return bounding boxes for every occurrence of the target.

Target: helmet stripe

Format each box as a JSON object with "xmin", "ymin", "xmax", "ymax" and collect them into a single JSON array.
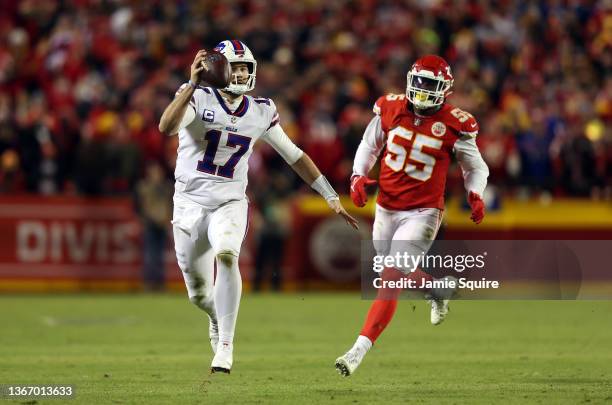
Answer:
[{"xmin": 231, "ymin": 40, "xmax": 245, "ymax": 55}]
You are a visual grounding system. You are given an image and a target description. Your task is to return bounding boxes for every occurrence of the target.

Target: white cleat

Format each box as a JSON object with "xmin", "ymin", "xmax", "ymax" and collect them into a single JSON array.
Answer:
[
  {"xmin": 211, "ymin": 342, "xmax": 233, "ymax": 374},
  {"xmin": 428, "ymin": 275, "xmax": 457, "ymax": 325},
  {"xmin": 335, "ymin": 347, "xmax": 367, "ymax": 377},
  {"xmin": 429, "ymin": 297, "xmax": 450, "ymax": 325},
  {"xmin": 209, "ymin": 320, "xmax": 219, "ymax": 354}
]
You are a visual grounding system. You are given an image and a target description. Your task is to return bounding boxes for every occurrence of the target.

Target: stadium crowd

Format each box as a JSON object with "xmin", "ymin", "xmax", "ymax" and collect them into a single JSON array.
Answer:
[{"xmin": 0, "ymin": 0, "xmax": 610, "ymax": 200}]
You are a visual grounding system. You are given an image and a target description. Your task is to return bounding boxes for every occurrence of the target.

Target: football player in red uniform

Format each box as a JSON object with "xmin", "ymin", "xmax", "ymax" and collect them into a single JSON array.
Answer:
[{"xmin": 335, "ymin": 55, "xmax": 489, "ymax": 376}]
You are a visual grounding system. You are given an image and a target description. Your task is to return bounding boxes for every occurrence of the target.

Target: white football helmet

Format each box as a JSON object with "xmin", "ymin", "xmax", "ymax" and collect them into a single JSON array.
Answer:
[{"xmin": 214, "ymin": 40, "xmax": 257, "ymax": 94}]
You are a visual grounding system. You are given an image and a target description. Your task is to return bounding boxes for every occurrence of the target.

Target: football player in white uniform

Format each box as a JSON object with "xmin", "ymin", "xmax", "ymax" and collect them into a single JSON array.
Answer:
[{"xmin": 159, "ymin": 40, "xmax": 358, "ymax": 374}]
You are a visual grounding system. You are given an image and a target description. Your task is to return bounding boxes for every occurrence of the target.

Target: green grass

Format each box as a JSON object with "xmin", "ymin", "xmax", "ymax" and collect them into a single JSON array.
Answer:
[{"xmin": 0, "ymin": 294, "xmax": 611, "ymax": 404}]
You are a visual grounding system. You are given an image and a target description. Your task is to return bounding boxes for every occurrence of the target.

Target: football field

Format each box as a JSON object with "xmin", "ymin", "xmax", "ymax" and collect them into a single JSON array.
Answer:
[{"xmin": 1, "ymin": 294, "xmax": 611, "ymax": 404}]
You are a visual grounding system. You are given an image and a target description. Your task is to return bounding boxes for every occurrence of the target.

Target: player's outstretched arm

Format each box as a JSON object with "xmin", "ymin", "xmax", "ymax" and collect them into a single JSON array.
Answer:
[
  {"xmin": 261, "ymin": 120, "xmax": 358, "ymax": 229},
  {"xmin": 158, "ymin": 50, "xmax": 208, "ymax": 135},
  {"xmin": 350, "ymin": 115, "xmax": 384, "ymax": 207},
  {"xmin": 454, "ymin": 136, "xmax": 489, "ymax": 224},
  {"xmin": 291, "ymin": 154, "xmax": 359, "ymax": 230}
]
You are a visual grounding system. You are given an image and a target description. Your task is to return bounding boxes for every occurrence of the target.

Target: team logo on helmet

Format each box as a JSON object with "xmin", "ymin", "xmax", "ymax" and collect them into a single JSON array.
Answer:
[
  {"xmin": 214, "ymin": 42, "xmax": 226, "ymax": 52},
  {"xmin": 431, "ymin": 122, "xmax": 447, "ymax": 137}
]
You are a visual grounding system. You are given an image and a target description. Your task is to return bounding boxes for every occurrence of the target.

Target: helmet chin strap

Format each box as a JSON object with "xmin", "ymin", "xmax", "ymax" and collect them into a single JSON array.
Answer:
[
  {"xmin": 219, "ymin": 88, "xmax": 244, "ymax": 103},
  {"xmin": 223, "ymin": 77, "xmax": 250, "ymax": 96},
  {"xmin": 225, "ymin": 87, "xmax": 248, "ymax": 97},
  {"xmin": 225, "ymin": 89, "xmax": 243, "ymax": 96}
]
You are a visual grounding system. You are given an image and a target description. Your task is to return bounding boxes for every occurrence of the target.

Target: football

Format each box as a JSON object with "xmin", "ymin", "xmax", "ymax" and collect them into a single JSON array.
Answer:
[{"xmin": 200, "ymin": 49, "xmax": 232, "ymax": 88}]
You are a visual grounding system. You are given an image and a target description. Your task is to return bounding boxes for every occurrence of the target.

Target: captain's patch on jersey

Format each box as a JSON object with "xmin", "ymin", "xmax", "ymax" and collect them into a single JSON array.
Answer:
[{"xmin": 203, "ymin": 109, "xmax": 215, "ymax": 122}]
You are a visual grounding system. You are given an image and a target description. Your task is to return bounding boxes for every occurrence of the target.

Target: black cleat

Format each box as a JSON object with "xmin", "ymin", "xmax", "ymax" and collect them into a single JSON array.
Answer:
[
  {"xmin": 335, "ymin": 361, "xmax": 350, "ymax": 377},
  {"xmin": 211, "ymin": 367, "xmax": 230, "ymax": 374}
]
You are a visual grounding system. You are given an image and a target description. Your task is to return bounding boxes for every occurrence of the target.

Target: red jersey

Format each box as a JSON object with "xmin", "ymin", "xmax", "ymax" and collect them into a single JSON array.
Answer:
[{"xmin": 374, "ymin": 94, "xmax": 479, "ymax": 211}]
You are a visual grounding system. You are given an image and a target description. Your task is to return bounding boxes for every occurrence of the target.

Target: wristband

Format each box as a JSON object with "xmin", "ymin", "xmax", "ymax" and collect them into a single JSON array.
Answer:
[
  {"xmin": 311, "ymin": 175, "xmax": 339, "ymax": 201},
  {"xmin": 188, "ymin": 80, "xmax": 198, "ymax": 89}
]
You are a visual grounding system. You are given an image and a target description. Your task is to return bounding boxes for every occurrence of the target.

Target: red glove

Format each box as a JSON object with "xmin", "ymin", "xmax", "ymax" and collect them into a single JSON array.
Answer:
[
  {"xmin": 468, "ymin": 191, "xmax": 485, "ymax": 224},
  {"xmin": 350, "ymin": 175, "xmax": 378, "ymax": 207}
]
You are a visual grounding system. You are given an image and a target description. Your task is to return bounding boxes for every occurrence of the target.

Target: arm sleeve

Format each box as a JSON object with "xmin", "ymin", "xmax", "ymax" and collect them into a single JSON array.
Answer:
[
  {"xmin": 453, "ymin": 136, "xmax": 489, "ymax": 197},
  {"xmin": 175, "ymin": 83, "xmax": 197, "ymax": 130},
  {"xmin": 352, "ymin": 115, "xmax": 385, "ymax": 176},
  {"xmin": 261, "ymin": 124, "xmax": 304, "ymax": 165}
]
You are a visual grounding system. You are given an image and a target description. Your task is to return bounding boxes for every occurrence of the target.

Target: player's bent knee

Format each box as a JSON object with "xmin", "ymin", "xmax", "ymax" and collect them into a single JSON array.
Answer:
[
  {"xmin": 178, "ymin": 262, "xmax": 193, "ymax": 275},
  {"xmin": 216, "ymin": 251, "xmax": 238, "ymax": 268},
  {"xmin": 189, "ymin": 293, "xmax": 213, "ymax": 310}
]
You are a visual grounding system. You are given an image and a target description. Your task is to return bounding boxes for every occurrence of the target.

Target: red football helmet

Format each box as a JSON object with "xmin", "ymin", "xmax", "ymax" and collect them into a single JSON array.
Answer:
[{"xmin": 406, "ymin": 55, "xmax": 454, "ymax": 109}]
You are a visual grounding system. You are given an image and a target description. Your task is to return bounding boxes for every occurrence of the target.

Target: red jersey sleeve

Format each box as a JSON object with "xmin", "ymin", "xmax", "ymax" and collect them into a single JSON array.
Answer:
[
  {"xmin": 458, "ymin": 112, "xmax": 479, "ymax": 138},
  {"xmin": 373, "ymin": 95, "xmax": 387, "ymax": 116}
]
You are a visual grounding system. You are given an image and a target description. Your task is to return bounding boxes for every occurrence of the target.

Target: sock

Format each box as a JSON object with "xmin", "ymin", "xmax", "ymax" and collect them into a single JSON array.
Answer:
[
  {"xmin": 208, "ymin": 314, "xmax": 218, "ymax": 330},
  {"xmin": 405, "ymin": 268, "xmax": 433, "ymax": 292},
  {"xmin": 214, "ymin": 254, "xmax": 242, "ymax": 346},
  {"xmin": 359, "ymin": 267, "xmax": 403, "ymax": 343},
  {"xmin": 359, "ymin": 298, "xmax": 398, "ymax": 343},
  {"xmin": 189, "ymin": 294, "xmax": 217, "ymax": 320},
  {"xmin": 189, "ymin": 247, "xmax": 218, "ymax": 323},
  {"xmin": 353, "ymin": 335, "xmax": 373, "ymax": 352}
]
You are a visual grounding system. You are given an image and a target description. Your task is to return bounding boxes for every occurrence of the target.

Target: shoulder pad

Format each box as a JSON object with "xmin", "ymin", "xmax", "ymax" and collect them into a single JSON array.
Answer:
[
  {"xmin": 253, "ymin": 97, "xmax": 279, "ymax": 130},
  {"xmin": 449, "ymin": 106, "xmax": 479, "ymax": 137},
  {"xmin": 253, "ymin": 97, "xmax": 272, "ymax": 106},
  {"xmin": 373, "ymin": 93, "xmax": 407, "ymax": 115}
]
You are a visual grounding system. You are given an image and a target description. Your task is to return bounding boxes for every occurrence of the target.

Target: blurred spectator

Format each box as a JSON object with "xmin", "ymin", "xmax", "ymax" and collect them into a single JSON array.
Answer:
[
  {"xmin": 74, "ymin": 127, "xmax": 109, "ymax": 196},
  {"xmin": 0, "ymin": 148, "xmax": 24, "ymax": 192},
  {"xmin": 250, "ymin": 138, "xmax": 296, "ymax": 291},
  {"xmin": 252, "ymin": 174, "xmax": 292, "ymax": 292},
  {"xmin": 135, "ymin": 161, "xmax": 173, "ymax": 291}
]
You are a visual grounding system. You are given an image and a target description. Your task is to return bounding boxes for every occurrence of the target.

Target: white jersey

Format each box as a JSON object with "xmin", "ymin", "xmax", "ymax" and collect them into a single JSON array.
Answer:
[{"xmin": 173, "ymin": 84, "xmax": 301, "ymax": 208}]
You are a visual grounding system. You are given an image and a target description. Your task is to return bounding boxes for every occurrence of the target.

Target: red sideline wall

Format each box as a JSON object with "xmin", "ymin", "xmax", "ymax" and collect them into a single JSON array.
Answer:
[
  {"xmin": 0, "ymin": 195, "xmax": 257, "ymax": 292},
  {"xmin": 0, "ymin": 196, "xmax": 147, "ymax": 291},
  {"xmin": 1, "ymin": 195, "xmax": 610, "ymax": 292}
]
